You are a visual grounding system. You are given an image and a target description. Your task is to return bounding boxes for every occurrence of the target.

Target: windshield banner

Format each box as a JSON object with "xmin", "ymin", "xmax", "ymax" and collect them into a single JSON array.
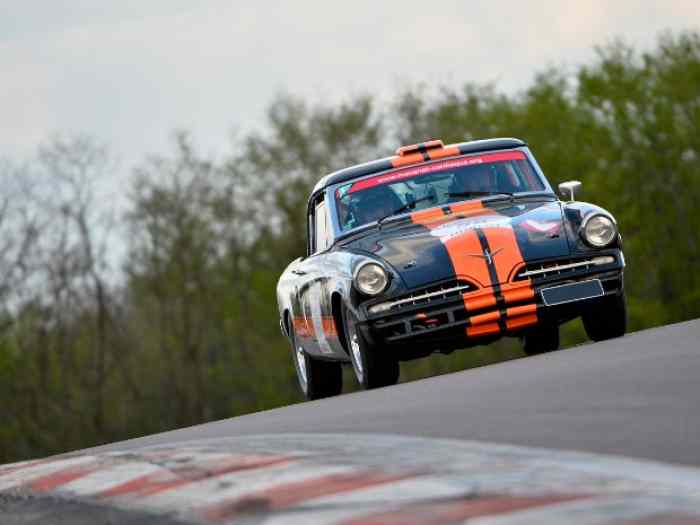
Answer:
[{"xmin": 348, "ymin": 150, "xmax": 526, "ymax": 193}]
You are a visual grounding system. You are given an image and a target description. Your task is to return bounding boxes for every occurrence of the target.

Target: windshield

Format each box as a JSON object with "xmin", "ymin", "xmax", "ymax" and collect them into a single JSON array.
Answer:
[{"xmin": 334, "ymin": 150, "xmax": 545, "ymax": 232}]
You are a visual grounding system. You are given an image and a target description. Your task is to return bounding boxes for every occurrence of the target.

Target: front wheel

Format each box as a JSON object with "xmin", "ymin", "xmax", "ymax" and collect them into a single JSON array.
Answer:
[
  {"xmin": 289, "ymin": 325, "xmax": 342, "ymax": 400},
  {"xmin": 341, "ymin": 303, "xmax": 399, "ymax": 389},
  {"xmin": 522, "ymin": 323, "xmax": 560, "ymax": 356},
  {"xmin": 582, "ymin": 293, "xmax": 627, "ymax": 342}
]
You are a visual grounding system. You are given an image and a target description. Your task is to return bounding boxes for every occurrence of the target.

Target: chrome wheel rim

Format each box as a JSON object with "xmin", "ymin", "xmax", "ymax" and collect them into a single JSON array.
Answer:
[
  {"xmin": 296, "ymin": 345, "xmax": 308, "ymax": 389},
  {"xmin": 350, "ymin": 332, "xmax": 364, "ymax": 381}
]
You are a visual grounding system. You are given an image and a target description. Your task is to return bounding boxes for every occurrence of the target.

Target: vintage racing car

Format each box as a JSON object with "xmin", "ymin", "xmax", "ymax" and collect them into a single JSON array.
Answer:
[{"xmin": 277, "ymin": 138, "xmax": 626, "ymax": 399}]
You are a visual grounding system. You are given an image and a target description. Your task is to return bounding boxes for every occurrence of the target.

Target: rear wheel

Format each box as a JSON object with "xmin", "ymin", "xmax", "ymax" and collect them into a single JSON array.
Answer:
[
  {"xmin": 582, "ymin": 293, "xmax": 627, "ymax": 342},
  {"xmin": 522, "ymin": 323, "xmax": 560, "ymax": 356},
  {"xmin": 289, "ymin": 324, "xmax": 342, "ymax": 400},
  {"xmin": 341, "ymin": 303, "xmax": 399, "ymax": 389}
]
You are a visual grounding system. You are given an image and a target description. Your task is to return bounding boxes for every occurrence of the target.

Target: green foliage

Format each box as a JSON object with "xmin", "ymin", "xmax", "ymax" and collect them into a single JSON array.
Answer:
[{"xmin": 0, "ymin": 31, "xmax": 698, "ymax": 463}]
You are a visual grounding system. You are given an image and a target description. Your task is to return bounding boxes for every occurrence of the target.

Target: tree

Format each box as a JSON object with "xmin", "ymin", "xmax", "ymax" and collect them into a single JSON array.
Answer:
[
  {"xmin": 577, "ymin": 31, "xmax": 700, "ymax": 325},
  {"xmin": 2, "ymin": 31, "xmax": 699, "ymax": 464}
]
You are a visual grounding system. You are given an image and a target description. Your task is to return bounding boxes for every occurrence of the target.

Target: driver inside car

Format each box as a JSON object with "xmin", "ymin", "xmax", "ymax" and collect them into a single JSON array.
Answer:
[
  {"xmin": 449, "ymin": 164, "xmax": 494, "ymax": 199},
  {"xmin": 350, "ymin": 186, "xmax": 402, "ymax": 226}
]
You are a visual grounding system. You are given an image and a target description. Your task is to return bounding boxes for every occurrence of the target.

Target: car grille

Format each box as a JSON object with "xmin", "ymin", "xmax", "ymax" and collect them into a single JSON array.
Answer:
[
  {"xmin": 369, "ymin": 279, "xmax": 475, "ymax": 315},
  {"xmin": 514, "ymin": 258, "xmax": 599, "ymax": 281}
]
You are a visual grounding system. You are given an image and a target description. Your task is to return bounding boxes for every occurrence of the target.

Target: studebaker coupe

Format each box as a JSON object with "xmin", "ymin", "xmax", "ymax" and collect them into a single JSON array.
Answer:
[{"xmin": 277, "ymin": 138, "xmax": 626, "ymax": 399}]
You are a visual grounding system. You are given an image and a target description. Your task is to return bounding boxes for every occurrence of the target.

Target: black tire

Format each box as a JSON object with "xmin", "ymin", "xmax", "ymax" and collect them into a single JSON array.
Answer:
[
  {"xmin": 582, "ymin": 293, "xmax": 627, "ymax": 342},
  {"xmin": 522, "ymin": 323, "xmax": 560, "ymax": 356},
  {"xmin": 289, "ymin": 324, "xmax": 342, "ymax": 400},
  {"xmin": 341, "ymin": 303, "xmax": 399, "ymax": 389}
]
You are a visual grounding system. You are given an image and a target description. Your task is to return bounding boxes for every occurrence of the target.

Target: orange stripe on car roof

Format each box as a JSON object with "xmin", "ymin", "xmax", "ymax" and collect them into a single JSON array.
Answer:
[
  {"xmin": 427, "ymin": 145, "xmax": 460, "ymax": 160},
  {"xmin": 391, "ymin": 152, "xmax": 425, "ymax": 167}
]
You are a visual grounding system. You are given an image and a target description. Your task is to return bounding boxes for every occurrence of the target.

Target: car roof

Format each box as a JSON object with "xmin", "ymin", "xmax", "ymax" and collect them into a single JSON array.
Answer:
[{"xmin": 311, "ymin": 137, "xmax": 527, "ymax": 197}]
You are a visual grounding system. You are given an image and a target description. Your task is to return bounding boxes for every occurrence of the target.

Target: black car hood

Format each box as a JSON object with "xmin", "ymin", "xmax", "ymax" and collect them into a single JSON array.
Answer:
[{"xmin": 341, "ymin": 198, "xmax": 571, "ymax": 289}]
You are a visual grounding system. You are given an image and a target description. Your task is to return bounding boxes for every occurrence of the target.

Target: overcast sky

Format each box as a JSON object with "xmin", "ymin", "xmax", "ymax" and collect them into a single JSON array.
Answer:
[{"xmin": 2, "ymin": 1, "xmax": 699, "ymax": 168}]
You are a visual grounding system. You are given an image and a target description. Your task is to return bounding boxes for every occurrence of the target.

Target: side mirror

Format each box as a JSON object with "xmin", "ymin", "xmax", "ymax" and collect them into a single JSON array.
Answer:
[{"xmin": 558, "ymin": 181, "xmax": 582, "ymax": 202}]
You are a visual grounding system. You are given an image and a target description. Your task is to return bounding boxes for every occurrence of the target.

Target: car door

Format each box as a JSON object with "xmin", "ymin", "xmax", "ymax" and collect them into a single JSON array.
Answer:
[{"xmin": 295, "ymin": 194, "xmax": 337, "ymax": 357}]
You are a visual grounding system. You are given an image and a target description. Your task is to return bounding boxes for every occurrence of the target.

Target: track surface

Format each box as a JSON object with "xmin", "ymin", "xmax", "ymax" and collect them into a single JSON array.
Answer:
[
  {"xmin": 94, "ymin": 319, "xmax": 700, "ymax": 467},
  {"xmin": 9, "ymin": 434, "xmax": 700, "ymax": 524}
]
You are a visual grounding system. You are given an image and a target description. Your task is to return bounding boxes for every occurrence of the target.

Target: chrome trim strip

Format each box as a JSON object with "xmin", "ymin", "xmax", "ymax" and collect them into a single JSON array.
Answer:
[
  {"xmin": 519, "ymin": 259, "xmax": 595, "ymax": 278},
  {"xmin": 380, "ymin": 284, "xmax": 473, "ymax": 310}
]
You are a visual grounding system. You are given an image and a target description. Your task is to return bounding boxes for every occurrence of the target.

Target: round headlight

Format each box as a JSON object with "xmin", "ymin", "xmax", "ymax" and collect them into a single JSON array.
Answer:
[
  {"xmin": 582, "ymin": 214, "xmax": 617, "ymax": 247},
  {"xmin": 354, "ymin": 263, "xmax": 389, "ymax": 296}
]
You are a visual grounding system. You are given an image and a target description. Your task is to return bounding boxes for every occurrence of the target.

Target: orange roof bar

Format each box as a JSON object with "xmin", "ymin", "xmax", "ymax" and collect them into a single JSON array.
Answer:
[{"xmin": 395, "ymin": 139, "xmax": 445, "ymax": 157}]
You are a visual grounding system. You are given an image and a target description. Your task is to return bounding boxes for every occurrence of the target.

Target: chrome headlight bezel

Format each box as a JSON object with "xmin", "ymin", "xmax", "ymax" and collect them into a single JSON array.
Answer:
[
  {"xmin": 580, "ymin": 213, "xmax": 617, "ymax": 248},
  {"xmin": 353, "ymin": 262, "xmax": 389, "ymax": 296}
]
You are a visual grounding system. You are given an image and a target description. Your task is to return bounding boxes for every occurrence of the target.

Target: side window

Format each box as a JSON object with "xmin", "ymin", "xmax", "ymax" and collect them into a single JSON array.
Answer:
[
  {"xmin": 314, "ymin": 199, "xmax": 331, "ymax": 252},
  {"xmin": 308, "ymin": 212, "xmax": 315, "ymax": 255}
]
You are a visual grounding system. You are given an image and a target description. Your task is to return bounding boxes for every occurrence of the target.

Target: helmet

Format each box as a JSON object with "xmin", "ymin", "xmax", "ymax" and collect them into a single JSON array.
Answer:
[
  {"xmin": 350, "ymin": 186, "xmax": 403, "ymax": 225},
  {"xmin": 450, "ymin": 164, "xmax": 494, "ymax": 195}
]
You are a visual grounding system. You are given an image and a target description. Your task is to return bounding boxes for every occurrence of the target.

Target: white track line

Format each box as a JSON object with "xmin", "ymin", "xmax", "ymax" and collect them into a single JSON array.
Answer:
[
  {"xmin": 0, "ymin": 458, "xmax": 44, "ymax": 472},
  {"xmin": 0, "ymin": 456, "xmax": 96, "ymax": 491},
  {"xmin": 141, "ymin": 462, "xmax": 355, "ymax": 513},
  {"xmin": 466, "ymin": 495, "xmax": 700, "ymax": 525},
  {"xmin": 5, "ymin": 433, "xmax": 700, "ymax": 524},
  {"xmin": 56, "ymin": 461, "xmax": 164, "ymax": 496},
  {"xmin": 261, "ymin": 476, "xmax": 469, "ymax": 525},
  {"xmin": 145, "ymin": 451, "xmax": 247, "ymax": 465},
  {"xmin": 304, "ymin": 475, "xmax": 467, "ymax": 507},
  {"xmin": 261, "ymin": 506, "xmax": 391, "ymax": 525}
]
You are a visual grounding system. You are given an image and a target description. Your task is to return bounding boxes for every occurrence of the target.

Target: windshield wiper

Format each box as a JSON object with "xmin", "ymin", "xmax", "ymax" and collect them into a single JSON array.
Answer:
[
  {"xmin": 377, "ymin": 195, "xmax": 436, "ymax": 227},
  {"xmin": 448, "ymin": 191, "xmax": 514, "ymax": 199}
]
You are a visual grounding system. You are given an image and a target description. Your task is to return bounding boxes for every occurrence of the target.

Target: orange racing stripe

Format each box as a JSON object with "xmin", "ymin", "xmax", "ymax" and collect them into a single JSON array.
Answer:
[
  {"xmin": 294, "ymin": 316, "xmax": 338, "ymax": 339},
  {"xmin": 409, "ymin": 207, "xmax": 449, "ymax": 226},
  {"xmin": 410, "ymin": 201, "xmax": 499, "ymax": 325},
  {"xmin": 293, "ymin": 317, "xmax": 314, "ymax": 339},
  {"xmin": 481, "ymin": 225, "xmax": 526, "ymax": 283},
  {"xmin": 445, "ymin": 229, "xmax": 493, "ymax": 288},
  {"xmin": 466, "ymin": 322, "xmax": 500, "ymax": 337},
  {"xmin": 464, "ymin": 293, "xmax": 497, "ymax": 311},
  {"xmin": 391, "ymin": 152, "xmax": 425, "ymax": 167},
  {"xmin": 476, "ymin": 213, "xmax": 536, "ymax": 334},
  {"xmin": 506, "ymin": 304, "xmax": 537, "ymax": 317},
  {"xmin": 505, "ymin": 313, "xmax": 538, "ymax": 331},
  {"xmin": 427, "ymin": 145, "xmax": 460, "ymax": 160},
  {"xmin": 469, "ymin": 310, "xmax": 501, "ymax": 326},
  {"xmin": 409, "ymin": 196, "xmax": 539, "ymax": 339},
  {"xmin": 502, "ymin": 282, "xmax": 535, "ymax": 303},
  {"xmin": 321, "ymin": 316, "xmax": 338, "ymax": 338}
]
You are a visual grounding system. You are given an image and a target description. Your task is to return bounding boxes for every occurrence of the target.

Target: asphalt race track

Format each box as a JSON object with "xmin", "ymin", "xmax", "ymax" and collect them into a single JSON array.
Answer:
[
  {"xmin": 93, "ymin": 318, "xmax": 700, "ymax": 467},
  {"xmin": 3, "ymin": 319, "xmax": 700, "ymax": 524}
]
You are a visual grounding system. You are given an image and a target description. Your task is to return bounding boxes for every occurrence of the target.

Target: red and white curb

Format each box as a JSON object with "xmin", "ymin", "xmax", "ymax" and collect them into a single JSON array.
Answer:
[{"xmin": 2, "ymin": 434, "xmax": 700, "ymax": 524}]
